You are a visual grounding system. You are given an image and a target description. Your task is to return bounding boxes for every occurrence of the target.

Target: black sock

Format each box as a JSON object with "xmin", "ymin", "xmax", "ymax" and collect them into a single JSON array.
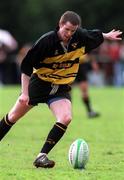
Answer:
[
  {"xmin": 0, "ymin": 114, "xmax": 15, "ymax": 141},
  {"xmin": 83, "ymin": 97, "xmax": 92, "ymax": 112},
  {"xmin": 41, "ymin": 122, "xmax": 67, "ymax": 154}
]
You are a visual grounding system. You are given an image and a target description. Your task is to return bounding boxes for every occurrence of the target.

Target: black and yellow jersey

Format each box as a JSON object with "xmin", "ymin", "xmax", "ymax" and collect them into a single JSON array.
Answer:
[{"xmin": 21, "ymin": 28, "xmax": 103, "ymax": 84}]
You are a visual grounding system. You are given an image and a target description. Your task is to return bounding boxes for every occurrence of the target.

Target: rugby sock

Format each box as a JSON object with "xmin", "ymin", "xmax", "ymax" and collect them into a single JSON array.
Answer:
[
  {"xmin": 41, "ymin": 122, "xmax": 67, "ymax": 154},
  {"xmin": 0, "ymin": 114, "xmax": 15, "ymax": 141},
  {"xmin": 83, "ymin": 97, "xmax": 92, "ymax": 112}
]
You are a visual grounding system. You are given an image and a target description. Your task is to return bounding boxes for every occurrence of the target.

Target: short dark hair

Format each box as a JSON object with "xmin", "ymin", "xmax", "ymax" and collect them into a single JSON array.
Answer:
[{"xmin": 59, "ymin": 11, "xmax": 81, "ymax": 26}]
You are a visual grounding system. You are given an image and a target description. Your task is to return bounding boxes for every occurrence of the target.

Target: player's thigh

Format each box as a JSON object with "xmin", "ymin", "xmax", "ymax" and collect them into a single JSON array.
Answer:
[{"xmin": 49, "ymin": 98, "xmax": 72, "ymax": 125}]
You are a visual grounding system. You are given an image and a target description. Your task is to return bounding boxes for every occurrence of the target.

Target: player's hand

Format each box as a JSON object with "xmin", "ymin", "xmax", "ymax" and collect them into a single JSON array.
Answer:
[
  {"xmin": 103, "ymin": 29, "xmax": 123, "ymax": 41},
  {"xmin": 19, "ymin": 93, "xmax": 29, "ymax": 106}
]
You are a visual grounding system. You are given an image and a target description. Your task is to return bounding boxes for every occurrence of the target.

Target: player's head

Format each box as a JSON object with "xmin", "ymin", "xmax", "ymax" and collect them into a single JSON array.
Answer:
[
  {"xmin": 58, "ymin": 11, "xmax": 81, "ymax": 42},
  {"xmin": 59, "ymin": 11, "xmax": 81, "ymax": 26}
]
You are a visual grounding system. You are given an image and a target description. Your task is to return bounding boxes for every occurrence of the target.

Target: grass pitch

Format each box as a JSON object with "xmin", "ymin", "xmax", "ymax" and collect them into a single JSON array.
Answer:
[{"xmin": 0, "ymin": 85, "xmax": 124, "ymax": 180}]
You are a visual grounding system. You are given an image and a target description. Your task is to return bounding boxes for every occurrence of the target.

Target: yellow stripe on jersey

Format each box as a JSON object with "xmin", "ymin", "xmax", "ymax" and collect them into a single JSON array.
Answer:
[
  {"xmin": 34, "ymin": 47, "xmax": 85, "ymax": 84},
  {"xmin": 42, "ymin": 47, "xmax": 85, "ymax": 64}
]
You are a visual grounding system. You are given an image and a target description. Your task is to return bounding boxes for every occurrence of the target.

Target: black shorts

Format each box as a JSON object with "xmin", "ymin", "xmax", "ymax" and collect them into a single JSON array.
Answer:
[
  {"xmin": 28, "ymin": 74, "xmax": 71, "ymax": 106},
  {"xmin": 75, "ymin": 62, "xmax": 92, "ymax": 82}
]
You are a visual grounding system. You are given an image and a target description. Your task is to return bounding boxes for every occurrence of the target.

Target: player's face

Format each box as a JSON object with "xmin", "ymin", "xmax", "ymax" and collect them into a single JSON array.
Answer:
[{"xmin": 58, "ymin": 21, "xmax": 78, "ymax": 43}]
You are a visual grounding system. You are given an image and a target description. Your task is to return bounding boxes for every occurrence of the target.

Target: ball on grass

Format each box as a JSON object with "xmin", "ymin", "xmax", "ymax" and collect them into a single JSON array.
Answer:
[{"xmin": 68, "ymin": 138, "xmax": 89, "ymax": 169}]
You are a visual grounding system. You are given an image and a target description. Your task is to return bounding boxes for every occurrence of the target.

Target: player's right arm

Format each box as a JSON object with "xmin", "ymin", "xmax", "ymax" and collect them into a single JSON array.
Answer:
[
  {"xmin": 20, "ymin": 35, "xmax": 48, "ymax": 105},
  {"xmin": 19, "ymin": 46, "xmax": 35, "ymax": 105},
  {"xmin": 19, "ymin": 38, "xmax": 42, "ymax": 105},
  {"xmin": 19, "ymin": 73, "xmax": 30, "ymax": 105}
]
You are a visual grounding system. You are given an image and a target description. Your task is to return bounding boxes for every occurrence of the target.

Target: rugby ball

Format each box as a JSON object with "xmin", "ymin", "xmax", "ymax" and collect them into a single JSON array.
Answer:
[{"xmin": 68, "ymin": 139, "xmax": 89, "ymax": 169}]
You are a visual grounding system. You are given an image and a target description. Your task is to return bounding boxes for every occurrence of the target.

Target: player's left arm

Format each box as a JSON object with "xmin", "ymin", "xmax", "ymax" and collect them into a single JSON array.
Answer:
[{"xmin": 102, "ymin": 29, "xmax": 123, "ymax": 41}]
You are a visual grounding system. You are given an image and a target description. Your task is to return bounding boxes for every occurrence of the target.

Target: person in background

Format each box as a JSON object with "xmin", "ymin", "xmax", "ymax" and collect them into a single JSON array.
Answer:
[
  {"xmin": 118, "ymin": 41, "xmax": 124, "ymax": 86},
  {"xmin": 108, "ymin": 41, "xmax": 121, "ymax": 86},
  {"xmin": 0, "ymin": 29, "xmax": 18, "ymax": 84},
  {"xmin": 75, "ymin": 54, "xmax": 100, "ymax": 118},
  {"xmin": 16, "ymin": 43, "xmax": 32, "ymax": 83},
  {"xmin": 0, "ymin": 11, "xmax": 122, "ymax": 168},
  {"xmin": 97, "ymin": 40, "xmax": 111, "ymax": 85}
]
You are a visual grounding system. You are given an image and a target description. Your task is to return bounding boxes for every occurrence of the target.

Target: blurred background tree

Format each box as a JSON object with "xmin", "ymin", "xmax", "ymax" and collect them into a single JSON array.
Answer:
[{"xmin": 0, "ymin": 0, "xmax": 123, "ymax": 46}]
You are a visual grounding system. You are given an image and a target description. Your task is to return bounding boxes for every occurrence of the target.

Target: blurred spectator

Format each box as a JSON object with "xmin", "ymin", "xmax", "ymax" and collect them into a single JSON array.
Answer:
[
  {"xmin": 118, "ymin": 41, "xmax": 124, "ymax": 86},
  {"xmin": 99, "ymin": 40, "xmax": 110, "ymax": 63},
  {"xmin": 0, "ymin": 29, "xmax": 18, "ymax": 85},
  {"xmin": 98, "ymin": 40, "xmax": 113, "ymax": 85},
  {"xmin": 88, "ymin": 50, "xmax": 106, "ymax": 86},
  {"xmin": 16, "ymin": 43, "xmax": 32, "ymax": 83},
  {"xmin": 108, "ymin": 41, "xmax": 120, "ymax": 86}
]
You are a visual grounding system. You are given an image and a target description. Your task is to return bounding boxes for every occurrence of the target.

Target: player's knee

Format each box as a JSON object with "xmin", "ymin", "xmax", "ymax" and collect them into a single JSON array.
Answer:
[{"xmin": 61, "ymin": 114, "xmax": 72, "ymax": 126}]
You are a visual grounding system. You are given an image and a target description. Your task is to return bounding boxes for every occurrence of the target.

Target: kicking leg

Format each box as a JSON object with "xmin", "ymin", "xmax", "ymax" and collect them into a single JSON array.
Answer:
[{"xmin": 0, "ymin": 97, "xmax": 33, "ymax": 141}]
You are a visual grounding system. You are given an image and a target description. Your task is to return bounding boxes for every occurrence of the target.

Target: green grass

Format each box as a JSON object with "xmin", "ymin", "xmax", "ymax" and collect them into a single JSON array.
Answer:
[{"xmin": 0, "ymin": 85, "xmax": 124, "ymax": 180}]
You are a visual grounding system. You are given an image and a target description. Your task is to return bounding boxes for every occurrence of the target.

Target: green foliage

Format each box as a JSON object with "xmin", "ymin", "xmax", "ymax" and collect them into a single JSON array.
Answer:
[{"xmin": 0, "ymin": 86, "xmax": 124, "ymax": 179}]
